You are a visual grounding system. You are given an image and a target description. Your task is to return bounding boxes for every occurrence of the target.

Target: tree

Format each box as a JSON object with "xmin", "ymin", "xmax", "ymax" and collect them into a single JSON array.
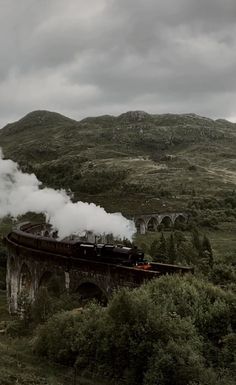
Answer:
[
  {"xmin": 149, "ymin": 239, "xmax": 159, "ymax": 259},
  {"xmin": 149, "ymin": 233, "xmax": 167, "ymax": 263},
  {"xmin": 153, "ymin": 233, "xmax": 168, "ymax": 262},
  {"xmin": 202, "ymin": 235, "xmax": 214, "ymax": 268},
  {"xmin": 191, "ymin": 227, "xmax": 202, "ymax": 255},
  {"xmin": 159, "ymin": 232, "xmax": 167, "ymax": 256},
  {"xmin": 167, "ymin": 233, "xmax": 177, "ymax": 264}
]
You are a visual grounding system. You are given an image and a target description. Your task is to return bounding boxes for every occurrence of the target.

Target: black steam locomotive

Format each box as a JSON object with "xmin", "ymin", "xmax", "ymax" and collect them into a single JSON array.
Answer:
[{"xmin": 9, "ymin": 226, "xmax": 145, "ymax": 267}]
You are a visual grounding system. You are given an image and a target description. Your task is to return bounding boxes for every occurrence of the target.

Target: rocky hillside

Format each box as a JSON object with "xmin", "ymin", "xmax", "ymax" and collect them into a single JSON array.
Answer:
[{"xmin": 0, "ymin": 110, "xmax": 236, "ymax": 215}]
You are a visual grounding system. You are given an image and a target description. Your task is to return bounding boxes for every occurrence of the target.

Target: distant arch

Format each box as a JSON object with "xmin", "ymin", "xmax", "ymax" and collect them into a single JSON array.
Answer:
[
  {"xmin": 19, "ymin": 263, "xmax": 33, "ymax": 297},
  {"xmin": 147, "ymin": 217, "xmax": 158, "ymax": 232},
  {"xmin": 39, "ymin": 270, "xmax": 65, "ymax": 296},
  {"xmin": 160, "ymin": 216, "xmax": 172, "ymax": 228},
  {"xmin": 135, "ymin": 218, "xmax": 146, "ymax": 234},
  {"xmin": 174, "ymin": 214, "xmax": 186, "ymax": 225},
  {"xmin": 76, "ymin": 282, "xmax": 108, "ymax": 305}
]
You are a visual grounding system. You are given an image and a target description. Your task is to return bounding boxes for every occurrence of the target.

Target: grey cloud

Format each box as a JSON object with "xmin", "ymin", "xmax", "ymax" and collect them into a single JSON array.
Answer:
[{"xmin": 0, "ymin": 0, "xmax": 236, "ymax": 127}]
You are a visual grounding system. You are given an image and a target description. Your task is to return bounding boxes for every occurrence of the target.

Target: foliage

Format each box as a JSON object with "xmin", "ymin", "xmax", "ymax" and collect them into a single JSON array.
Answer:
[
  {"xmin": 31, "ymin": 289, "xmax": 83, "ymax": 324},
  {"xmin": 202, "ymin": 235, "xmax": 214, "ymax": 267},
  {"xmin": 0, "ymin": 290, "xmax": 72, "ymax": 385},
  {"xmin": 33, "ymin": 275, "xmax": 236, "ymax": 385},
  {"xmin": 147, "ymin": 230, "xmax": 215, "ymax": 270},
  {"xmin": 191, "ymin": 227, "xmax": 201, "ymax": 254},
  {"xmin": 6, "ymin": 319, "xmax": 28, "ymax": 337},
  {"xmin": 167, "ymin": 233, "xmax": 176, "ymax": 264},
  {"xmin": 149, "ymin": 239, "xmax": 159, "ymax": 259},
  {"xmin": 209, "ymin": 263, "xmax": 236, "ymax": 291},
  {"xmin": 33, "ymin": 310, "xmax": 82, "ymax": 365}
]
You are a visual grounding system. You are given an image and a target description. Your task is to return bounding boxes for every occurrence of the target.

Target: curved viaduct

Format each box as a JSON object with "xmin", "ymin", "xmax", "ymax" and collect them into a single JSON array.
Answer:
[
  {"xmin": 5, "ymin": 224, "xmax": 193, "ymax": 314},
  {"xmin": 135, "ymin": 212, "xmax": 189, "ymax": 234}
]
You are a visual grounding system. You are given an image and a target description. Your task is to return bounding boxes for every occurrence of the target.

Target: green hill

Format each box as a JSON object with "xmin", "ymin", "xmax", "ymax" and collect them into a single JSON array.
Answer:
[
  {"xmin": 0, "ymin": 110, "xmax": 236, "ymax": 215},
  {"xmin": 0, "ymin": 111, "xmax": 236, "ymax": 385}
]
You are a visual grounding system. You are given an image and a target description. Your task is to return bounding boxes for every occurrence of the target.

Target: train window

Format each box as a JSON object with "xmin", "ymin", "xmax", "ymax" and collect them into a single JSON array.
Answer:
[
  {"xmin": 104, "ymin": 245, "xmax": 114, "ymax": 250},
  {"xmin": 80, "ymin": 244, "xmax": 95, "ymax": 248}
]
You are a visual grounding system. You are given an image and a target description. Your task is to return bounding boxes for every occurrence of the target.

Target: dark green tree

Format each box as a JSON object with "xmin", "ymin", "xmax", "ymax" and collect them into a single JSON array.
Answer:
[
  {"xmin": 156, "ymin": 233, "xmax": 168, "ymax": 262},
  {"xmin": 202, "ymin": 235, "xmax": 214, "ymax": 268},
  {"xmin": 140, "ymin": 242, "xmax": 148, "ymax": 254},
  {"xmin": 167, "ymin": 233, "xmax": 177, "ymax": 264},
  {"xmin": 149, "ymin": 239, "xmax": 159, "ymax": 259},
  {"xmin": 191, "ymin": 227, "xmax": 202, "ymax": 255},
  {"xmin": 149, "ymin": 234, "xmax": 168, "ymax": 262},
  {"xmin": 159, "ymin": 232, "xmax": 167, "ymax": 253}
]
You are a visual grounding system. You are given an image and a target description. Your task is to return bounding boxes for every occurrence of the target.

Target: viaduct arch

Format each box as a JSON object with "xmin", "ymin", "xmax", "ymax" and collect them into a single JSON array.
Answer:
[{"xmin": 135, "ymin": 212, "xmax": 189, "ymax": 234}]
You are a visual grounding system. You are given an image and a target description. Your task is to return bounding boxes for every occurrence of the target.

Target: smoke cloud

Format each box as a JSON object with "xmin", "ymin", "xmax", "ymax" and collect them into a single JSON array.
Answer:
[{"xmin": 0, "ymin": 149, "xmax": 135, "ymax": 240}]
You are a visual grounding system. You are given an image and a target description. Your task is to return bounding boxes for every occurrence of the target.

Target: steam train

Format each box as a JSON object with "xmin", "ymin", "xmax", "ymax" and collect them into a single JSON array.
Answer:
[{"xmin": 9, "ymin": 226, "xmax": 146, "ymax": 267}]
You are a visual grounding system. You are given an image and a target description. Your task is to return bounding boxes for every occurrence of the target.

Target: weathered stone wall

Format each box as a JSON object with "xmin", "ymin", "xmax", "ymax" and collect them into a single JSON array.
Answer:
[{"xmin": 6, "ymin": 241, "xmax": 154, "ymax": 313}]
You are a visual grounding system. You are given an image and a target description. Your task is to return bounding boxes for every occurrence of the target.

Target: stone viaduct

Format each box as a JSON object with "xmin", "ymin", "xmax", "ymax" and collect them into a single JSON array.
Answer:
[
  {"xmin": 134, "ymin": 212, "xmax": 189, "ymax": 234},
  {"xmin": 5, "ymin": 223, "xmax": 193, "ymax": 314}
]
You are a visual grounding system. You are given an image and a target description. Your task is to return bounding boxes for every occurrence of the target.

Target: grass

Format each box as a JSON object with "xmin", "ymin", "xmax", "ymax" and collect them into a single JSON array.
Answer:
[
  {"xmin": 0, "ymin": 290, "xmax": 72, "ymax": 384},
  {"xmin": 206, "ymin": 222, "xmax": 236, "ymax": 262}
]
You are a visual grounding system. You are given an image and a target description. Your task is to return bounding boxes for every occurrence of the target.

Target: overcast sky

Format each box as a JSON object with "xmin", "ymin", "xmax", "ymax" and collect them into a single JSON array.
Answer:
[{"xmin": 1, "ymin": 0, "xmax": 236, "ymax": 128}]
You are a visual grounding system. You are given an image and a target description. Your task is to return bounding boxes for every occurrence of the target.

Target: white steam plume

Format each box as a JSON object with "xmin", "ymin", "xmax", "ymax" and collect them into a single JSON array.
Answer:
[{"xmin": 0, "ymin": 149, "xmax": 136, "ymax": 239}]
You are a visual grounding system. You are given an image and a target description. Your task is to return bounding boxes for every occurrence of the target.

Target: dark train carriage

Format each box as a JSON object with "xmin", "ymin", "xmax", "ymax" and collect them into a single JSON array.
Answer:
[
  {"xmin": 10, "ymin": 230, "xmax": 38, "ymax": 249},
  {"xmin": 8, "ymin": 225, "xmax": 145, "ymax": 267}
]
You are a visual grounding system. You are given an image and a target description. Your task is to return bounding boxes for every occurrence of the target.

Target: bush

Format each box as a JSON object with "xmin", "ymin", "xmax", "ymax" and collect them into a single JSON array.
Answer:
[
  {"xmin": 6, "ymin": 319, "xmax": 28, "ymax": 337},
  {"xmin": 209, "ymin": 263, "xmax": 236, "ymax": 288},
  {"xmin": 33, "ymin": 275, "xmax": 236, "ymax": 385},
  {"xmin": 33, "ymin": 310, "xmax": 84, "ymax": 364}
]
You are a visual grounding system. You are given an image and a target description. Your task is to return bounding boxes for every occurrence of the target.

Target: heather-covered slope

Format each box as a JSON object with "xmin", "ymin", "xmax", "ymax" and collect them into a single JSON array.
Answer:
[{"xmin": 0, "ymin": 110, "xmax": 235, "ymax": 214}]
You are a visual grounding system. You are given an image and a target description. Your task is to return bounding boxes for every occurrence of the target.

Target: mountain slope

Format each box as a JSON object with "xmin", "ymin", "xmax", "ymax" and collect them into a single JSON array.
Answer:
[{"xmin": 0, "ymin": 110, "xmax": 236, "ymax": 215}]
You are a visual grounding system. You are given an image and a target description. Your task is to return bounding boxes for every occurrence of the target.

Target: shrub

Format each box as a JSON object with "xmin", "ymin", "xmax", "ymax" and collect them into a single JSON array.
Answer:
[
  {"xmin": 33, "ymin": 310, "xmax": 84, "ymax": 364},
  {"xmin": 6, "ymin": 319, "xmax": 28, "ymax": 337},
  {"xmin": 209, "ymin": 263, "xmax": 236, "ymax": 288},
  {"xmin": 33, "ymin": 276, "xmax": 236, "ymax": 384}
]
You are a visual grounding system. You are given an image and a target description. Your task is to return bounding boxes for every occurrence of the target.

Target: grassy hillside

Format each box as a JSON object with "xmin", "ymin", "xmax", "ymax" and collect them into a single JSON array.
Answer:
[
  {"xmin": 0, "ymin": 110, "xmax": 236, "ymax": 215},
  {"xmin": 0, "ymin": 110, "xmax": 235, "ymax": 385}
]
